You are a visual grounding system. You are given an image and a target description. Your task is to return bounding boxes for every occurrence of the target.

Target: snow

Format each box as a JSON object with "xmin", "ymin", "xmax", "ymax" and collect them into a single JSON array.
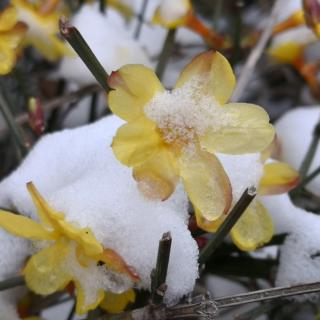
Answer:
[
  {"xmin": 275, "ymin": 107, "xmax": 320, "ymax": 196},
  {"xmin": 261, "ymin": 194, "xmax": 320, "ymax": 294},
  {"xmin": 0, "ymin": 115, "xmax": 198, "ymax": 304},
  {"xmin": 58, "ymin": 4, "xmax": 152, "ymax": 85},
  {"xmin": 158, "ymin": 0, "xmax": 190, "ymax": 25}
]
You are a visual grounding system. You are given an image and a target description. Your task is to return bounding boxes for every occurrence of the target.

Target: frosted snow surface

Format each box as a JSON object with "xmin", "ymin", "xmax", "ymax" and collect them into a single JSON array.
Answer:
[
  {"xmin": 275, "ymin": 107, "xmax": 320, "ymax": 196},
  {"xmin": 0, "ymin": 115, "xmax": 198, "ymax": 304},
  {"xmin": 261, "ymin": 194, "xmax": 320, "ymax": 294}
]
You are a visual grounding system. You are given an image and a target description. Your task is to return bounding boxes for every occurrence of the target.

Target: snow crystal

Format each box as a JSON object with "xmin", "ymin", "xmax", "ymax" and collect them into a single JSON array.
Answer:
[
  {"xmin": 275, "ymin": 107, "xmax": 320, "ymax": 196},
  {"xmin": 58, "ymin": 4, "xmax": 152, "ymax": 85},
  {"xmin": 261, "ymin": 194, "xmax": 320, "ymax": 296},
  {"xmin": 144, "ymin": 77, "xmax": 234, "ymax": 146},
  {"xmin": 0, "ymin": 115, "xmax": 198, "ymax": 303},
  {"xmin": 158, "ymin": 0, "xmax": 189, "ymax": 24}
]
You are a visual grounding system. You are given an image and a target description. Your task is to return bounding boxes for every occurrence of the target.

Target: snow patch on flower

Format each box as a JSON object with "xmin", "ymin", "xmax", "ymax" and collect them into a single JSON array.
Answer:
[
  {"xmin": 144, "ymin": 77, "xmax": 233, "ymax": 146},
  {"xmin": 159, "ymin": 0, "xmax": 190, "ymax": 24}
]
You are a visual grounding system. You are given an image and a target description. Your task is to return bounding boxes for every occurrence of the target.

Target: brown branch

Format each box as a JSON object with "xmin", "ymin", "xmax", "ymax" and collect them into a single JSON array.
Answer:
[{"xmin": 96, "ymin": 281, "xmax": 320, "ymax": 320}]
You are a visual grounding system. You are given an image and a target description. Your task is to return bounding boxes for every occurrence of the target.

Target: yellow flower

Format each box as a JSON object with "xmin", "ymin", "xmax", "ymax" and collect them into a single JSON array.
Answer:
[
  {"xmin": 152, "ymin": 0, "xmax": 225, "ymax": 48},
  {"xmin": 11, "ymin": 0, "xmax": 71, "ymax": 60},
  {"xmin": 0, "ymin": 182, "xmax": 140, "ymax": 315},
  {"xmin": 100, "ymin": 288, "xmax": 135, "ymax": 313},
  {"xmin": 196, "ymin": 161, "xmax": 300, "ymax": 251},
  {"xmin": 109, "ymin": 51, "xmax": 275, "ymax": 224},
  {"xmin": 0, "ymin": 5, "xmax": 27, "ymax": 75}
]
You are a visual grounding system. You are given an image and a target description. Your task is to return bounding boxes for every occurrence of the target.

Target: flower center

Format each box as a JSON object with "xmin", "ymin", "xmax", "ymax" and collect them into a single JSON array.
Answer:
[{"xmin": 144, "ymin": 77, "xmax": 228, "ymax": 150}]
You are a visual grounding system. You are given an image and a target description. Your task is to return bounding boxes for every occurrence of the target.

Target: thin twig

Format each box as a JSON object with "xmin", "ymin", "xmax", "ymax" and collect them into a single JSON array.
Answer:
[
  {"xmin": 134, "ymin": 0, "xmax": 149, "ymax": 39},
  {"xmin": 96, "ymin": 281, "xmax": 320, "ymax": 319},
  {"xmin": 0, "ymin": 275, "xmax": 25, "ymax": 291},
  {"xmin": 59, "ymin": 16, "xmax": 110, "ymax": 92},
  {"xmin": 230, "ymin": 0, "xmax": 282, "ymax": 101},
  {"xmin": 0, "ymin": 84, "xmax": 101, "ymax": 138},
  {"xmin": 151, "ymin": 232, "xmax": 172, "ymax": 305},
  {"xmin": 199, "ymin": 187, "xmax": 257, "ymax": 264},
  {"xmin": 155, "ymin": 29, "xmax": 177, "ymax": 80},
  {"xmin": 298, "ymin": 165, "xmax": 320, "ymax": 189},
  {"xmin": 0, "ymin": 82, "xmax": 29, "ymax": 160}
]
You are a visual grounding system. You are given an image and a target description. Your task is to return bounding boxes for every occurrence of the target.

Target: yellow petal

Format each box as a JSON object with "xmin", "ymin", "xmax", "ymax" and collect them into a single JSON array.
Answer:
[
  {"xmin": 108, "ymin": 65, "xmax": 164, "ymax": 121},
  {"xmin": 100, "ymin": 289, "xmax": 135, "ymax": 314},
  {"xmin": 195, "ymin": 207, "xmax": 224, "ymax": 232},
  {"xmin": 268, "ymin": 42, "xmax": 304, "ymax": 65},
  {"xmin": 180, "ymin": 149, "xmax": 232, "ymax": 221},
  {"xmin": 0, "ymin": 209, "xmax": 56, "ymax": 240},
  {"xmin": 26, "ymin": 182, "xmax": 63, "ymax": 228},
  {"xmin": 24, "ymin": 241, "xmax": 72, "ymax": 295},
  {"xmin": 74, "ymin": 280, "xmax": 105, "ymax": 315},
  {"xmin": 200, "ymin": 103, "xmax": 275, "ymax": 154},
  {"xmin": 56, "ymin": 220, "xmax": 103, "ymax": 257},
  {"xmin": 132, "ymin": 146, "xmax": 179, "ymax": 200},
  {"xmin": 0, "ymin": 6, "xmax": 18, "ymax": 32},
  {"xmin": 152, "ymin": 4, "xmax": 190, "ymax": 29},
  {"xmin": 272, "ymin": 10, "xmax": 305, "ymax": 34},
  {"xmin": 112, "ymin": 117, "xmax": 161, "ymax": 167},
  {"xmin": 27, "ymin": 182, "xmax": 103, "ymax": 256},
  {"xmin": 231, "ymin": 201, "xmax": 273, "ymax": 251},
  {"xmin": 95, "ymin": 248, "xmax": 140, "ymax": 282},
  {"xmin": 259, "ymin": 162, "xmax": 300, "ymax": 195},
  {"xmin": 0, "ymin": 42, "xmax": 16, "ymax": 75},
  {"xmin": 175, "ymin": 51, "xmax": 235, "ymax": 104}
]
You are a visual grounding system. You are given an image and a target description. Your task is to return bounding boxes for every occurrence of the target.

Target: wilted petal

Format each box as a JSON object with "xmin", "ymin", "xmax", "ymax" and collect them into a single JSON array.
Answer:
[
  {"xmin": 180, "ymin": 149, "xmax": 232, "ymax": 221},
  {"xmin": 108, "ymin": 65, "xmax": 164, "ymax": 121},
  {"xmin": 100, "ymin": 289, "xmax": 135, "ymax": 314},
  {"xmin": 24, "ymin": 241, "xmax": 72, "ymax": 295},
  {"xmin": 175, "ymin": 51, "xmax": 235, "ymax": 104},
  {"xmin": 200, "ymin": 103, "xmax": 275, "ymax": 154},
  {"xmin": 112, "ymin": 117, "xmax": 162, "ymax": 167},
  {"xmin": 231, "ymin": 201, "xmax": 273, "ymax": 251},
  {"xmin": 259, "ymin": 162, "xmax": 300, "ymax": 195},
  {"xmin": 95, "ymin": 248, "xmax": 140, "ymax": 282},
  {"xmin": 132, "ymin": 146, "xmax": 179, "ymax": 201}
]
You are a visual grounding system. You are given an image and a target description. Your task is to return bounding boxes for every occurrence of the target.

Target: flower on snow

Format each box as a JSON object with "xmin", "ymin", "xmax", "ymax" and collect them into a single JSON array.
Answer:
[
  {"xmin": 0, "ymin": 5, "xmax": 27, "ymax": 75},
  {"xmin": 197, "ymin": 160, "xmax": 300, "ymax": 251},
  {"xmin": 109, "ymin": 51, "xmax": 275, "ymax": 225},
  {"xmin": 11, "ymin": 0, "xmax": 72, "ymax": 60},
  {"xmin": 152, "ymin": 0, "xmax": 225, "ymax": 48},
  {"xmin": 0, "ymin": 182, "xmax": 140, "ymax": 315}
]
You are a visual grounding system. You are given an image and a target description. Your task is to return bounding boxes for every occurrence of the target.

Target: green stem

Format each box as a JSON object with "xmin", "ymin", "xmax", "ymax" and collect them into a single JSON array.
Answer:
[
  {"xmin": 299, "ymin": 120, "xmax": 320, "ymax": 179},
  {"xmin": 100, "ymin": 0, "xmax": 106, "ymax": 13},
  {"xmin": 155, "ymin": 29, "xmax": 176, "ymax": 80},
  {"xmin": 199, "ymin": 187, "xmax": 257, "ymax": 264},
  {"xmin": 59, "ymin": 17, "xmax": 110, "ymax": 92},
  {"xmin": 151, "ymin": 232, "xmax": 172, "ymax": 305},
  {"xmin": 0, "ymin": 275, "xmax": 25, "ymax": 291},
  {"xmin": 0, "ymin": 82, "xmax": 28, "ymax": 160},
  {"xmin": 134, "ymin": 0, "xmax": 148, "ymax": 39}
]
